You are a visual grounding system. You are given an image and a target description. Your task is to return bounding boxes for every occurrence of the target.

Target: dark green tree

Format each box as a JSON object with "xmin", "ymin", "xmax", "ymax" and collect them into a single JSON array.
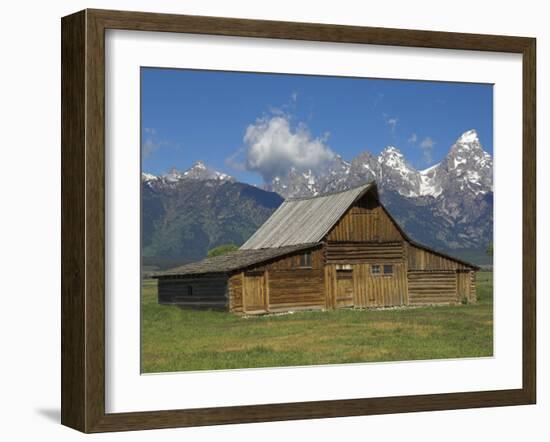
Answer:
[{"xmin": 207, "ymin": 243, "xmax": 239, "ymax": 258}]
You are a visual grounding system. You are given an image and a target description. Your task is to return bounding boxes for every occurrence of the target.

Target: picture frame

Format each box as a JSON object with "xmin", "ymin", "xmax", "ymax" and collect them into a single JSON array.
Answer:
[{"xmin": 61, "ymin": 8, "xmax": 536, "ymax": 433}]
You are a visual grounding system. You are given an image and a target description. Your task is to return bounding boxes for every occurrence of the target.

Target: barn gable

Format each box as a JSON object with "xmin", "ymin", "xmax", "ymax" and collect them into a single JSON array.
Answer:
[{"xmin": 326, "ymin": 187, "xmax": 403, "ymax": 242}]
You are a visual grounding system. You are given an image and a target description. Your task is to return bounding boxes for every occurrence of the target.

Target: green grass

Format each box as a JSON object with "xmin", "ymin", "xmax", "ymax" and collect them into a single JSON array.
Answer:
[{"xmin": 141, "ymin": 271, "xmax": 493, "ymax": 373}]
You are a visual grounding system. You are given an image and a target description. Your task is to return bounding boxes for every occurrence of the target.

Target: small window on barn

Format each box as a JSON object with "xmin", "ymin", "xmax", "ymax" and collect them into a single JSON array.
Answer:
[
  {"xmin": 300, "ymin": 251, "xmax": 312, "ymax": 268},
  {"xmin": 384, "ymin": 264, "xmax": 394, "ymax": 275},
  {"xmin": 187, "ymin": 285, "xmax": 193, "ymax": 296},
  {"xmin": 371, "ymin": 265, "xmax": 381, "ymax": 275}
]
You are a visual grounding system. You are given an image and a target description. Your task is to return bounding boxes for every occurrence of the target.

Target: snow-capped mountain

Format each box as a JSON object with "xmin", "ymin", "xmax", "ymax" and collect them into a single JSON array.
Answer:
[
  {"xmin": 346, "ymin": 151, "xmax": 377, "ymax": 189},
  {"xmin": 142, "ymin": 161, "xmax": 234, "ymax": 188},
  {"xmin": 434, "ymin": 129, "xmax": 493, "ymax": 197},
  {"xmin": 141, "ymin": 172, "xmax": 158, "ymax": 182},
  {"xmin": 271, "ymin": 167, "xmax": 320, "ymax": 197},
  {"xmin": 377, "ymin": 146, "xmax": 424, "ymax": 197},
  {"xmin": 267, "ymin": 129, "xmax": 492, "ymax": 203},
  {"xmin": 270, "ymin": 155, "xmax": 353, "ymax": 197}
]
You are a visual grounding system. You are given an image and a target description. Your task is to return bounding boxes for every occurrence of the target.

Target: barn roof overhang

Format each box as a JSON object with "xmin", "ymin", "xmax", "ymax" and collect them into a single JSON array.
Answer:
[{"xmin": 152, "ymin": 242, "xmax": 322, "ymax": 278}]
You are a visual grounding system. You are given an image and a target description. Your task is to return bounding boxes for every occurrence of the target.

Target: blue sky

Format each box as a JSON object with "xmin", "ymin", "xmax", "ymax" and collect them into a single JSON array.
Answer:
[{"xmin": 141, "ymin": 68, "xmax": 493, "ymax": 185}]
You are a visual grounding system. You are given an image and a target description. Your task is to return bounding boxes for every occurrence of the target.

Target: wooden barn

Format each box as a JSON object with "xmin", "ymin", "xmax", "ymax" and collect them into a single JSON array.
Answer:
[{"xmin": 153, "ymin": 182, "xmax": 479, "ymax": 314}]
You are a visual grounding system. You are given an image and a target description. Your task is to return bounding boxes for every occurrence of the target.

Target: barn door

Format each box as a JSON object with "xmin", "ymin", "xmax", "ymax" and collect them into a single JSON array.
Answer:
[
  {"xmin": 335, "ymin": 269, "xmax": 354, "ymax": 308},
  {"xmin": 243, "ymin": 271, "xmax": 267, "ymax": 314}
]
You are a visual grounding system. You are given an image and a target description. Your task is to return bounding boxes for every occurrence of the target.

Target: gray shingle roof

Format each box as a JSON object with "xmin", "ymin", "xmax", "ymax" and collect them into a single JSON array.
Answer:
[
  {"xmin": 153, "ymin": 243, "xmax": 321, "ymax": 277},
  {"xmin": 241, "ymin": 182, "xmax": 375, "ymax": 249}
]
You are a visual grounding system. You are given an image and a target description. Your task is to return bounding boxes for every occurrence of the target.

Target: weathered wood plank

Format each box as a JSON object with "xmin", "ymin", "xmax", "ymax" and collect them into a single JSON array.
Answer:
[
  {"xmin": 408, "ymin": 270, "xmax": 458, "ymax": 305},
  {"xmin": 407, "ymin": 244, "xmax": 470, "ymax": 271},
  {"xmin": 326, "ymin": 195, "xmax": 403, "ymax": 242},
  {"xmin": 158, "ymin": 276, "xmax": 229, "ymax": 309}
]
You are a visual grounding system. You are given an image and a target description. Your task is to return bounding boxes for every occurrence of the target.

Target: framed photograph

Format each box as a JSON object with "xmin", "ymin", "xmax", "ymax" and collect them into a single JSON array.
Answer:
[{"xmin": 61, "ymin": 9, "xmax": 536, "ymax": 433}]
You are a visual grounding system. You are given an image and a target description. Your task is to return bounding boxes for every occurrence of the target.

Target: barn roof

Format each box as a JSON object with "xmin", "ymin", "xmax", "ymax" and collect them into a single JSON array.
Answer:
[
  {"xmin": 153, "ymin": 243, "xmax": 321, "ymax": 278},
  {"xmin": 241, "ymin": 182, "xmax": 375, "ymax": 249}
]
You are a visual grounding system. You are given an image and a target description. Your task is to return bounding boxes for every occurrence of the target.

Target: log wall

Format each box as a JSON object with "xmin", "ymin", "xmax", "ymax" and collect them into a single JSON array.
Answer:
[
  {"xmin": 470, "ymin": 271, "xmax": 477, "ymax": 303},
  {"xmin": 456, "ymin": 271, "xmax": 470, "ymax": 303},
  {"xmin": 158, "ymin": 276, "xmax": 228, "ymax": 310},
  {"xmin": 326, "ymin": 241, "xmax": 404, "ymax": 264},
  {"xmin": 252, "ymin": 247, "xmax": 324, "ymax": 271},
  {"xmin": 229, "ymin": 247, "xmax": 325, "ymax": 313},
  {"xmin": 407, "ymin": 271, "xmax": 458, "ymax": 306},
  {"xmin": 267, "ymin": 268, "xmax": 325, "ymax": 312},
  {"xmin": 407, "ymin": 243, "xmax": 470, "ymax": 271}
]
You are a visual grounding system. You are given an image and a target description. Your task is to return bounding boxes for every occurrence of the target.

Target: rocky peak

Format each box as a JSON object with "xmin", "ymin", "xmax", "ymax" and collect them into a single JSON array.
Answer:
[
  {"xmin": 141, "ymin": 172, "xmax": 158, "ymax": 182},
  {"xmin": 270, "ymin": 166, "xmax": 321, "ymax": 198},
  {"xmin": 181, "ymin": 160, "xmax": 233, "ymax": 181},
  {"xmin": 377, "ymin": 145, "xmax": 422, "ymax": 197},
  {"xmin": 437, "ymin": 130, "xmax": 493, "ymax": 196},
  {"xmin": 378, "ymin": 145, "xmax": 405, "ymax": 166},
  {"xmin": 456, "ymin": 129, "xmax": 480, "ymax": 144},
  {"xmin": 144, "ymin": 161, "xmax": 234, "ymax": 188}
]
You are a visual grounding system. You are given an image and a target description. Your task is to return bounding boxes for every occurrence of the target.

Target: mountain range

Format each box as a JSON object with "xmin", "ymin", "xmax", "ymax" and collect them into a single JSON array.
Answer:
[
  {"xmin": 142, "ymin": 166, "xmax": 282, "ymax": 268},
  {"xmin": 142, "ymin": 129, "xmax": 493, "ymax": 268}
]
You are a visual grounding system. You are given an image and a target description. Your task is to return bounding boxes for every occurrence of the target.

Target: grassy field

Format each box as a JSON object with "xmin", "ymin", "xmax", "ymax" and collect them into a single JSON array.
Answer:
[{"xmin": 141, "ymin": 271, "xmax": 493, "ymax": 373}]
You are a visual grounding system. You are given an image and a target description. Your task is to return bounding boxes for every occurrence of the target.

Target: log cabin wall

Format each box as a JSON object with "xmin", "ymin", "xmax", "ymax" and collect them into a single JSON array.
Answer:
[
  {"xmin": 456, "ymin": 271, "xmax": 472, "ymax": 303},
  {"xmin": 406, "ymin": 243, "xmax": 477, "ymax": 305},
  {"xmin": 470, "ymin": 271, "xmax": 477, "ymax": 303},
  {"xmin": 158, "ymin": 275, "xmax": 228, "ymax": 310},
  {"xmin": 229, "ymin": 248, "xmax": 326, "ymax": 313},
  {"xmin": 406, "ymin": 243, "xmax": 470, "ymax": 271},
  {"xmin": 326, "ymin": 241, "xmax": 404, "ymax": 264},
  {"xmin": 266, "ymin": 269, "xmax": 324, "ymax": 312},
  {"xmin": 407, "ymin": 271, "xmax": 458, "ymax": 306}
]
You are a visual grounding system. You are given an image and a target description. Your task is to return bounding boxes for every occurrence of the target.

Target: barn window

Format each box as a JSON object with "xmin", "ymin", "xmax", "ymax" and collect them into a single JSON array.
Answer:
[
  {"xmin": 383, "ymin": 264, "xmax": 394, "ymax": 275},
  {"xmin": 187, "ymin": 285, "xmax": 193, "ymax": 296},
  {"xmin": 300, "ymin": 251, "xmax": 312, "ymax": 268},
  {"xmin": 371, "ymin": 265, "xmax": 381, "ymax": 275}
]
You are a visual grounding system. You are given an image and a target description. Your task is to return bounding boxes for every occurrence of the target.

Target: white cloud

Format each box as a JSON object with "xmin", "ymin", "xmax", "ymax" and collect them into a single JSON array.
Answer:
[
  {"xmin": 408, "ymin": 133, "xmax": 418, "ymax": 144},
  {"xmin": 419, "ymin": 136, "xmax": 436, "ymax": 164},
  {"xmin": 242, "ymin": 114, "xmax": 334, "ymax": 181}
]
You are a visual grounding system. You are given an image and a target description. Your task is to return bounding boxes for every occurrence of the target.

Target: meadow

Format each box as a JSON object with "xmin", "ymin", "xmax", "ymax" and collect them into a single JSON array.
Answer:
[{"xmin": 141, "ymin": 271, "xmax": 493, "ymax": 373}]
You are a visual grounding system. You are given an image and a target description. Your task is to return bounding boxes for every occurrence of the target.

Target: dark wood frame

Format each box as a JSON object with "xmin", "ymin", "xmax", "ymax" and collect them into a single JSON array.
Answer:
[{"xmin": 61, "ymin": 8, "xmax": 536, "ymax": 433}]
